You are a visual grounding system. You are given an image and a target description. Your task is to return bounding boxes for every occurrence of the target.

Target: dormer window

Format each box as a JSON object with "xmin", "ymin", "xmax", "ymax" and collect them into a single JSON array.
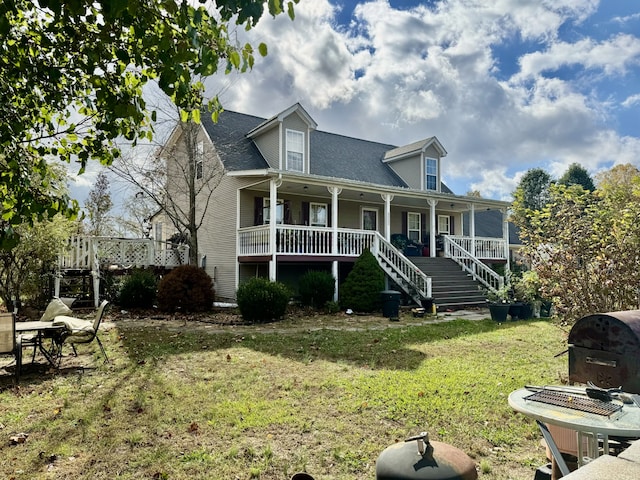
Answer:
[
  {"xmin": 286, "ymin": 129, "xmax": 304, "ymax": 172},
  {"xmin": 425, "ymin": 157, "xmax": 437, "ymax": 191}
]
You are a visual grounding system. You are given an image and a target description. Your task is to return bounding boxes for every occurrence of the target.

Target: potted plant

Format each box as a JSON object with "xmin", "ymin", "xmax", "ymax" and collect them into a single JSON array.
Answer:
[
  {"xmin": 487, "ymin": 285, "xmax": 511, "ymax": 322},
  {"xmin": 513, "ymin": 270, "xmax": 542, "ymax": 319}
]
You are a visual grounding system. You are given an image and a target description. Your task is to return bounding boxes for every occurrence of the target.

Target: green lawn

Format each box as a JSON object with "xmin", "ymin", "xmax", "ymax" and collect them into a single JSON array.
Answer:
[{"xmin": 0, "ymin": 313, "xmax": 568, "ymax": 479}]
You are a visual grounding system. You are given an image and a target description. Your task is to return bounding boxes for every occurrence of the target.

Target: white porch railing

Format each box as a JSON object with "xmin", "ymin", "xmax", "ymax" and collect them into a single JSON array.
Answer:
[
  {"xmin": 444, "ymin": 236, "xmax": 504, "ymax": 292},
  {"xmin": 447, "ymin": 235, "xmax": 506, "ymax": 260},
  {"xmin": 372, "ymin": 233, "xmax": 432, "ymax": 304},
  {"xmin": 237, "ymin": 225, "xmax": 432, "ymax": 305}
]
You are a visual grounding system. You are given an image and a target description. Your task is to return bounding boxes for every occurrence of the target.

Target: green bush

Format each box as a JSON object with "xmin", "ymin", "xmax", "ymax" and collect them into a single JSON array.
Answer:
[
  {"xmin": 236, "ymin": 277, "xmax": 290, "ymax": 323},
  {"xmin": 118, "ymin": 269, "xmax": 157, "ymax": 309},
  {"xmin": 298, "ymin": 270, "xmax": 335, "ymax": 309},
  {"xmin": 339, "ymin": 248, "xmax": 385, "ymax": 312},
  {"xmin": 157, "ymin": 265, "xmax": 215, "ymax": 313}
]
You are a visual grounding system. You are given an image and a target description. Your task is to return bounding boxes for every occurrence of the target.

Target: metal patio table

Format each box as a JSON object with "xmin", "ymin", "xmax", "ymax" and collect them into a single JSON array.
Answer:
[{"xmin": 15, "ymin": 321, "xmax": 65, "ymax": 368}]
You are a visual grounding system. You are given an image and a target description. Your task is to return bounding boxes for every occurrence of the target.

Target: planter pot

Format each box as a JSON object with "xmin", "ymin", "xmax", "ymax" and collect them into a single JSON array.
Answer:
[
  {"xmin": 489, "ymin": 303, "xmax": 510, "ymax": 322},
  {"xmin": 509, "ymin": 302, "xmax": 523, "ymax": 321},
  {"xmin": 520, "ymin": 303, "xmax": 533, "ymax": 320}
]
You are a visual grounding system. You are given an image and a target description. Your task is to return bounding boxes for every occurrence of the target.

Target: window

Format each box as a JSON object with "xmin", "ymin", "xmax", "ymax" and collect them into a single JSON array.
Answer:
[
  {"xmin": 425, "ymin": 157, "xmax": 437, "ymax": 191},
  {"xmin": 310, "ymin": 203, "xmax": 327, "ymax": 227},
  {"xmin": 407, "ymin": 212, "xmax": 421, "ymax": 242},
  {"xmin": 286, "ymin": 129, "xmax": 304, "ymax": 172},
  {"xmin": 362, "ymin": 208, "xmax": 378, "ymax": 231},
  {"xmin": 195, "ymin": 141, "xmax": 204, "ymax": 179},
  {"xmin": 438, "ymin": 215, "xmax": 450, "ymax": 234},
  {"xmin": 263, "ymin": 198, "xmax": 284, "ymax": 224}
]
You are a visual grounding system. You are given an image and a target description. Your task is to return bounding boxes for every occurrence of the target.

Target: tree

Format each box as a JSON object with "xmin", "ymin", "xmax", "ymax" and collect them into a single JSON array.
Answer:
[
  {"xmin": 510, "ymin": 168, "xmax": 553, "ymax": 235},
  {"xmin": 0, "ymin": 0, "xmax": 298, "ymax": 249},
  {"xmin": 558, "ymin": 163, "xmax": 595, "ymax": 191},
  {"xmin": 339, "ymin": 249, "xmax": 385, "ymax": 312},
  {"xmin": 516, "ymin": 166, "xmax": 640, "ymax": 323},
  {"xmin": 84, "ymin": 171, "xmax": 113, "ymax": 236}
]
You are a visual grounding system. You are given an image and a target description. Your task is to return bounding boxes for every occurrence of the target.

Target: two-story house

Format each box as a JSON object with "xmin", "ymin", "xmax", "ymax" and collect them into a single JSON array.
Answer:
[{"xmin": 154, "ymin": 103, "xmax": 513, "ymax": 309}]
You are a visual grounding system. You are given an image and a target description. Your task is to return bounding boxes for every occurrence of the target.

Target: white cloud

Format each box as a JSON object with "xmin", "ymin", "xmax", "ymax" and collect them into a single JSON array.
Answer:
[{"xmin": 203, "ymin": 0, "xmax": 640, "ymax": 199}]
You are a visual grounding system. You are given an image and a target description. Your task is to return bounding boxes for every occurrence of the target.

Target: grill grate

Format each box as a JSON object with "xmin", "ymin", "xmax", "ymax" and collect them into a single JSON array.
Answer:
[{"xmin": 525, "ymin": 390, "xmax": 622, "ymax": 417}]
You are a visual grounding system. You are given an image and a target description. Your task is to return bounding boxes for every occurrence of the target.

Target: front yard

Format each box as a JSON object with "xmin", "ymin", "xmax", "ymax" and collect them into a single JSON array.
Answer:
[{"xmin": 0, "ymin": 309, "xmax": 568, "ymax": 479}]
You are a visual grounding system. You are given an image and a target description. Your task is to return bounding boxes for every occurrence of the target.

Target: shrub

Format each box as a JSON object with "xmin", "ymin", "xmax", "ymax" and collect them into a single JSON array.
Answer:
[
  {"xmin": 339, "ymin": 248, "xmax": 385, "ymax": 312},
  {"xmin": 236, "ymin": 277, "xmax": 290, "ymax": 323},
  {"xmin": 118, "ymin": 269, "xmax": 157, "ymax": 309},
  {"xmin": 157, "ymin": 265, "xmax": 215, "ymax": 313},
  {"xmin": 298, "ymin": 270, "xmax": 335, "ymax": 309}
]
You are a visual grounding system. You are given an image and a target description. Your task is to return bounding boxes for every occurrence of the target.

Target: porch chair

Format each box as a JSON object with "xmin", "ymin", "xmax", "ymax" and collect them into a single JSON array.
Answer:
[
  {"xmin": 53, "ymin": 300, "xmax": 110, "ymax": 363},
  {"xmin": 0, "ymin": 312, "xmax": 22, "ymax": 381}
]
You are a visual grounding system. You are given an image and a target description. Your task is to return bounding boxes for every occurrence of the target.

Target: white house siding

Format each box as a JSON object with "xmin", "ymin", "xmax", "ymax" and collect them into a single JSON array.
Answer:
[{"xmin": 198, "ymin": 175, "xmax": 257, "ymax": 302}]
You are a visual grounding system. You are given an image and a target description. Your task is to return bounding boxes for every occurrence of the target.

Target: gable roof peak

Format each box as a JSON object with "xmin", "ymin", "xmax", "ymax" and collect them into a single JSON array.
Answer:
[
  {"xmin": 246, "ymin": 103, "xmax": 317, "ymax": 138},
  {"xmin": 383, "ymin": 136, "xmax": 447, "ymax": 162}
]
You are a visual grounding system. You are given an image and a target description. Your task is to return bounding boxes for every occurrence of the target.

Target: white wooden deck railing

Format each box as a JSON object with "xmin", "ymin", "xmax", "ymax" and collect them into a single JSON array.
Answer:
[{"xmin": 59, "ymin": 236, "xmax": 189, "ymax": 270}]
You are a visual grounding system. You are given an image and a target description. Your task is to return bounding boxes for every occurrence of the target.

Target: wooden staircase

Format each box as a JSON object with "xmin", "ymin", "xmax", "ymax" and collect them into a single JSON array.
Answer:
[{"xmin": 410, "ymin": 257, "xmax": 487, "ymax": 310}]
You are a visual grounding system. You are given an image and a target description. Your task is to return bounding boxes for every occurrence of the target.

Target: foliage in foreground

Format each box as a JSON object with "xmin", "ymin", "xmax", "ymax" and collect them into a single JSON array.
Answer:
[
  {"xmin": 157, "ymin": 265, "xmax": 215, "ymax": 313},
  {"xmin": 236, "ymin": 277, "xmax": 290, "ymax": 322},
  {"xmin": 0, "ymin": 317, "xmax": 566, "ymax": 480},
  {"xmin": 1, "ymin": 0, "xmax": 298, "ymax": 249},
  {"xmin": 512, "ymin": 164, "xmax": 640, "ymax": 323}
]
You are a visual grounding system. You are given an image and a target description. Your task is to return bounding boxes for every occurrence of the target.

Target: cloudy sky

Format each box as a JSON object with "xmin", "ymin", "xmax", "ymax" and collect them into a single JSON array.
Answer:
[{"xmin": 200, "ymin": 0, "xmax": 640, "ymax": 200}]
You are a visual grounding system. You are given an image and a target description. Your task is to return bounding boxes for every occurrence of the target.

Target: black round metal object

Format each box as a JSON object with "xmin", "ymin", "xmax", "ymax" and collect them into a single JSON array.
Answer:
[{"xmin": 376, "ymin": 432, "xmax": 477, "ymax": 480}]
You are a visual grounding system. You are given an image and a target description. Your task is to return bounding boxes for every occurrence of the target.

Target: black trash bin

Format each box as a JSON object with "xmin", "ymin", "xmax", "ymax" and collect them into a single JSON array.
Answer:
[{"xmin": 381, "ymin": 290, "xmax": 401, "ymax": 320}]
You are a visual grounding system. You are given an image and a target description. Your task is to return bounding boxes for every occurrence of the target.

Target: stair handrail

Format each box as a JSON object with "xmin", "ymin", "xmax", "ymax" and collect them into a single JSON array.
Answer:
[
  {"xmin": 443, "ymin": 236, "xmax": 504, "ymax": 292},
  {"xmin": 371, "ymin": 233, "xmax": 432, "ymax": 304}
]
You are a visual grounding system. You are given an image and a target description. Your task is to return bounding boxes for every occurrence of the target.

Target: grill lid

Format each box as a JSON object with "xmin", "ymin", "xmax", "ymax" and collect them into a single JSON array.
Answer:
[{"xmin": 568, "ymin": 310, "xmax": 640, "ymax": 355}]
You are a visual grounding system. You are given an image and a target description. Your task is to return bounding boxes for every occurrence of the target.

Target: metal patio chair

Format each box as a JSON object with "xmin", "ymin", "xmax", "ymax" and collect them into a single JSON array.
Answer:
[{"xmin": 53, "ymin": 300, "xmax": 110, "ymax": 363}]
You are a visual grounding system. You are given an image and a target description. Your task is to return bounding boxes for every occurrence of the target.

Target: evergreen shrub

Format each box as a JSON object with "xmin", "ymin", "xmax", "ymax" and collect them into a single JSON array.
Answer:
[
  {"xmin": 298, "ymin": 270, "xmax": 335, "ymax": 309},
  {"xmin": 339, "ymin": 248, "xmax": 385, "ymax": 312},
  {"xmin": 118, "ymin": 269, "xmax": 157, "ymax": 308},
  {"xmin": 236, "ymin": 277, "xmax": 290, "ymax": 323},
  {"xmin": 157, "ymin": 265, "xmax": 215, "ymax": 313}
]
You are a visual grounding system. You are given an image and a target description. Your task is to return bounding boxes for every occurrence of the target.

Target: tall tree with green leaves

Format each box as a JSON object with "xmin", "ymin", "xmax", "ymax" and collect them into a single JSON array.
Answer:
[
  {"xmin": 0, "ymin": 0, "xmax": 297, "ymax": 249},
  {"xmin": 558, "ymin": 163, "xmax": 595, "ymax": 191},
  {"xmin": 510, "ymin": 168, "xmax": 553, "ymax": 236}
]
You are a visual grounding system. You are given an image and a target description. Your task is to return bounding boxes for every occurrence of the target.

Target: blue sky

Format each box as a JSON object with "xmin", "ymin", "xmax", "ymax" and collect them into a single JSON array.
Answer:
[{"xmin": 79, "ymin": 0, "xmax": 640, "ymax": 207}]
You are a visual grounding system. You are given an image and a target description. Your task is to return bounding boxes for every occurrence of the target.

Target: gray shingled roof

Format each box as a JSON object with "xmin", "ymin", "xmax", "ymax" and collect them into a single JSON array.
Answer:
[{"xmin": 201, "ymin": 109, "xmax": 456, "ymax": 191}]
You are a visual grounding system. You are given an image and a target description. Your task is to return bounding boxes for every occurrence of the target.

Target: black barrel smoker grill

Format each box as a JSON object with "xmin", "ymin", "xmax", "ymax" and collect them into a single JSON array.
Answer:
[{"xmin": 568, "ymin": 310, "xmax": 640, "ymax": 394}]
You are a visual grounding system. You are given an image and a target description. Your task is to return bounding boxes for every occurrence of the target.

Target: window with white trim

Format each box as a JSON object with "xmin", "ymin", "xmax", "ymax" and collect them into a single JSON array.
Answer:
[
  {"xmin": 195, "ymin": 141, "xmax": 204, "ymax": 179},
  {"xmin": 362, "ymin": 208, "xmax": 378, "ymax": 231},
  {"xmin": 407, "ymin": 212, "xmax": 421, "ymax": 242},
  {"xmin": 425, "ymin": 157, "xmax": 437, "ymax": 191},
  {"xmin": 263, "ymin": 198, "xmax": 284, "ymax": 224},
  {"xmin": 286, "ymin": 129, "xmax": 304, "ymax": 172},
  {"xmin": 310, "ymin": 202, "xmax": 327, "ymax": 227},
  {"xmin": 438, "ymin": 215, "xmax": 450, "ymax": 234}
]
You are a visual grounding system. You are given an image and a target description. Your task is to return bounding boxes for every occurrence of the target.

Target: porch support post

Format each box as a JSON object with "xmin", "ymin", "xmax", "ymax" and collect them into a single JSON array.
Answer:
[
  {"xmin": 328, "ymin": 186, "xmax": 342, "ymax": 302},
  {"xmin": 502, "ymin": 207, "xmax": 510, "ymax": 273},
  {"xmin": 428, "ymin": 199, "xmax": 438, "ymax": 258},
  {"xmin": 381, "ymin": 193, "xmax": 394, "ymax": 241},
  {"xmin": 268, "ymin": 177, "xmax": 280, "ymax": 281},
  {"xmin": 468, "ymin": 203, "xmax": 476, "ymax": 258}
]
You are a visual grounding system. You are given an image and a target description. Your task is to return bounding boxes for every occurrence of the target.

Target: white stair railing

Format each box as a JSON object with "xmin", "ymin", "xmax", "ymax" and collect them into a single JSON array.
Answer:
[
  {"xmin": 443, "ymin": 236, "xmax": 504, "ymax": 292},
  {"xmin": 371, "ymin": 233, "xmax": 432, "ymax": 306}
]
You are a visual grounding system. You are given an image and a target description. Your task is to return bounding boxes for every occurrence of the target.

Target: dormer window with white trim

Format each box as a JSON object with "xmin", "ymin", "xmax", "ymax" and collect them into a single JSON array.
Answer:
[
  {"xmin": 286, "ymin": 129, "xmax": 304, "ymax": 172},
  {"xmin": 425, "ymin": 157, "xmax": 437, "ymax": 191}
]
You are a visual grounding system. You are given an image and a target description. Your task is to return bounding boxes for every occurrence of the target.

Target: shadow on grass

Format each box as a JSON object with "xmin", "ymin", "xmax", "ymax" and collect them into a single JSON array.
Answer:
[{"xmin": 116, "ymin": 317, "xmax": 537, "ymax": 371}]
